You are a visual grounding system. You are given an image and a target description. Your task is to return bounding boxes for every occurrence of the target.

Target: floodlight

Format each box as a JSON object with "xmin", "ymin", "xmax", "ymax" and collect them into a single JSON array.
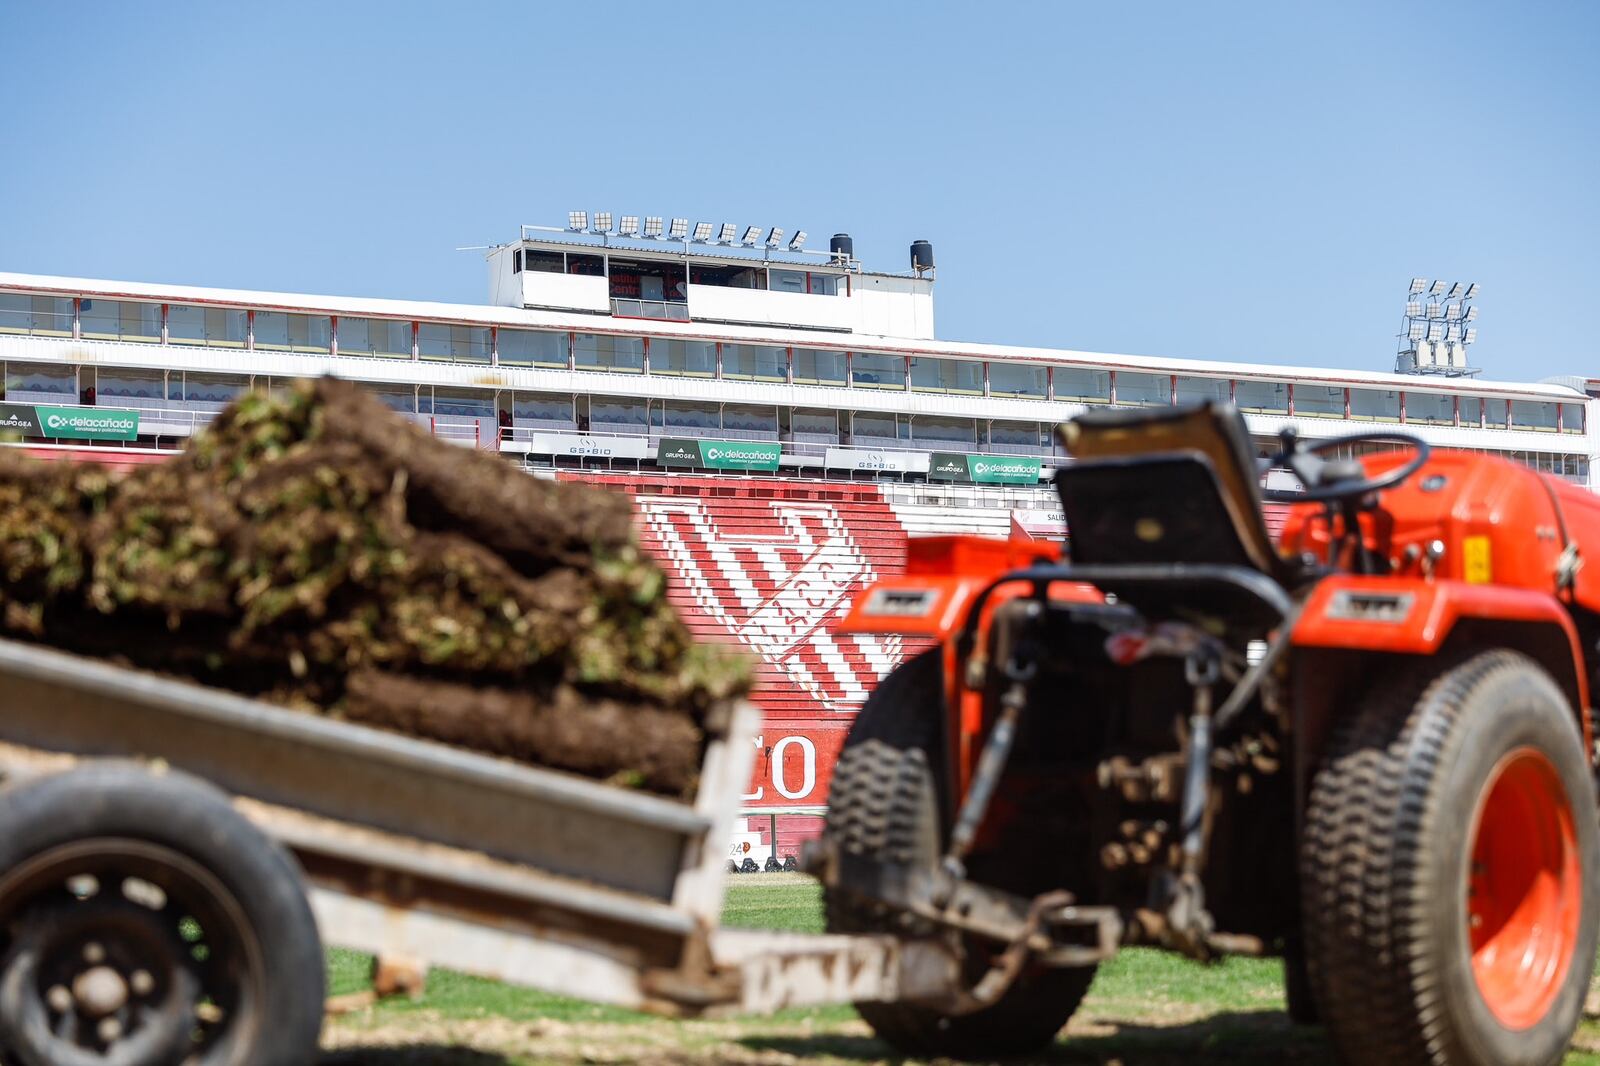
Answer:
[
  {"xmin": 1445, "ymin": 302, "xmax": 1461, "ymax": 320},
  {"xmin": 1464, "ymin": 327, "xmax": 1478, "ymax": 344},
  {"xmin": 1405, "ymin": 300, "xmax": 1423, "ymax": 317},
  {"xmin": 618, "ymin": 215, "xmax": 639, "ymax": 236},
  {"xmin": 643, "ymin": 216, "xmax": 663, "ymax": 238},
  {"xmin": 717, "ymin": 223, "xmax": 738, "ymax": 243},
  {"xmin": 568, "ymin": 210, "xmax": 587, "ymax": 231},
  {"xmin": 1429, "ymin": 280, "xmax": 1447, "ymax": 296},
  {"xmin": 593, "ymin": 212, "xmax": 613, "ymax": 233},
  {"xmin": 741, "ymin": 225, "xmax": 763, "ymax": 246},
  {"xmin": 1445, "ymin": 323, "xmax": 1461, "ymax": 343},
  {"xmin": 1465, "ymin": 305, "xmax": 1480, "ymax": 322},
  {"xmin": 789, "ymin": 230, "xmax": 807, "ymax": 250},
  {"xmin": 692, "ymin": 222, "xmax": 714, "ymax": 242},
  {"xmin": 1409, "ymin": 278, "xmax": 1428, "ymax": 295},
  {"xmin": 1427, "ymin": 302, "xmax": 1444, "ymax": 319},
  {"xmin": 1408, "ymin": 323, "xmax": 1425, "ymax": 341},
  {"xmin": 1445, "ymin": 282, "xmax": 1463, "ymax": 299},
  {"xmin": 766, "ymin": 227, "xmax": 784, "ymax": 247},
  {"xmin": 669, "ymin": 218, "xmax": 689, "ymax": 240},
  {"xmin": 1464, "ymin": 282, "xmax": 1480, "ymax": 299},
  {"xmin": 1426, "ymin": 322, "xmax": 1444, "ymax": 343}
]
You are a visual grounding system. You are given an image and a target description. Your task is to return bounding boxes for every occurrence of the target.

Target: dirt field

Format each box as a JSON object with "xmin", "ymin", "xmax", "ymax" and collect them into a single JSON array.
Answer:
[{"xmin": 320, "ymin": 877, "xmax": 1600, "ymax": 1065}]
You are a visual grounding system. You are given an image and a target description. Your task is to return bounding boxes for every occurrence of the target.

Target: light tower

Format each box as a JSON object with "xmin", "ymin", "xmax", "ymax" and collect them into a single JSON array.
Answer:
[{"xmin": 1395, "ymin": 278, "xmax": 1481, "ymax": 377}]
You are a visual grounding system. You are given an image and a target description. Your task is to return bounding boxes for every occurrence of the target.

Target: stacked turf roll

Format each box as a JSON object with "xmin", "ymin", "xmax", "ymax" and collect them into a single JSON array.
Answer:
[{"xmin": 0, "ymin": 378, "xmax": 749, "ymax": 794}]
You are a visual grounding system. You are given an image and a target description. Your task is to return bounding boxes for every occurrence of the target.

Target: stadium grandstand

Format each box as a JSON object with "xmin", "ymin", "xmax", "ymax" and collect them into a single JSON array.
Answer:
[{"xmin": 2, "ymin": 217, "xmax": 1594, "ymax": 862}]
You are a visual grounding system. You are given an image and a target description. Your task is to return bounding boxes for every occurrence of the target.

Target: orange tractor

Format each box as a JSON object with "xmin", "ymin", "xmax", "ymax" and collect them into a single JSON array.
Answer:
[{"xmin": 811, "ymin": 402, "xmax": 1600, "ymax": 1065}]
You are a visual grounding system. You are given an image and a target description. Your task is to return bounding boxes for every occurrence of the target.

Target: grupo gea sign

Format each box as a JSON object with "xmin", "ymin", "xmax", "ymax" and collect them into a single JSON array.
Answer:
[
  {"xmin": 929, "ymin": 451, "xmax": 1043, "ymax": 485},
  {"xmin": 656, "ymin": 437, "xmax": 781, "ymax": 472},
  {"xmin": 0, "ymin": 403, "xmax": 140, "ymax": 442}
]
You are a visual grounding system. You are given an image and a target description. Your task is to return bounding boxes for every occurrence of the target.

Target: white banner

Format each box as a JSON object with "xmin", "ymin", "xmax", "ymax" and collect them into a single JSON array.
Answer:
[
  {"xmin": 823, "ymin": 446, "xmax": 929, "ymax": 474},
  {"xmin": 1010, "ymin": 508, "xmax": 1068, "ymax": 540},
  {"xmin": 528, "ymin": 432, "xmax": 654, "ymax": 459}
]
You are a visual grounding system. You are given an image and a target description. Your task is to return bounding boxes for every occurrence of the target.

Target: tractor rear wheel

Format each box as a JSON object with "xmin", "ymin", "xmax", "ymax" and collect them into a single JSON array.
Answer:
[
  {"xmin": 1301, "ymin": 650, "xmax": 1598, "ymax": 1066},
  {"xmin": 823, "ymin": 650, "xmax": 1095, "ymax": 1060}
]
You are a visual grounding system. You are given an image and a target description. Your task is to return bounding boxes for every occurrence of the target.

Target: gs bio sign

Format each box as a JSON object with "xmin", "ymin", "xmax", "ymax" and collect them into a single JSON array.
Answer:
[{"xmin": 741, "ymin": 726, "xmax": 848, "ymax": 807}]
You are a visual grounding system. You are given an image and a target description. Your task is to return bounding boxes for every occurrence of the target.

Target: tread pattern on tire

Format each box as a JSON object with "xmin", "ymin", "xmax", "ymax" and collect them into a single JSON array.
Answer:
[{"xmin": 1300, "ymin": 649, "xmax": 1592, "ymax": 1066}]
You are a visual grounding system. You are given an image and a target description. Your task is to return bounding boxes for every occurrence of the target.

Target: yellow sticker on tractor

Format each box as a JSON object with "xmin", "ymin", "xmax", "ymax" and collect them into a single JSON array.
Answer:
[{"xmin": 1462, "ymin": 535, "xmax": 1492, "ymax": 584}]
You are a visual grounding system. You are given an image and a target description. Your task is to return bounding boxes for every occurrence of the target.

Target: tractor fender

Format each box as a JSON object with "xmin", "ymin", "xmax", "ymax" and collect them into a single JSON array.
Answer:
[{"xmin": 1292, "ymin": 575, "xmax": 1590, "ymax": 746}]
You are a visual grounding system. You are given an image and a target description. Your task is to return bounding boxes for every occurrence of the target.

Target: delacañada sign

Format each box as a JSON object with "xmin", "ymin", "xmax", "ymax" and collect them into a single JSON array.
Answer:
[
  {"xmin": 0, "ymin": 403, "xmax": 140, "ymax": 442},
  {"xmin": 656, "ymin": 438, "xmax": 781, "ymax": 471},
  {"xmin": 928, "ymin": 452, "xmax": 1043, "ymax": 485}
]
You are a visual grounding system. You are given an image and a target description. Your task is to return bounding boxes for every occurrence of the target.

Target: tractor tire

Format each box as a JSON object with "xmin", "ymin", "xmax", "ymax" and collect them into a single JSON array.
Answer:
[
  {"xmin": 823, "ymin": 650, "xmax": 1095, "ymax": 1060},
  {"xmin": 0, "ymin": 764, "xmax": 326, "ymax": 1066},
  {"xmin": 1301, "ymin": 650, "xmax": 1599, "ymax": 1066}
]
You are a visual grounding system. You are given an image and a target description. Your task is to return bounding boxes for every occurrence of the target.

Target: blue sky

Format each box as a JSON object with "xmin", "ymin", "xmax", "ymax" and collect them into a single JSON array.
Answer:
[{"xmin": 1, "ymin": 1, "xmax": 1594, "ymax": 382}]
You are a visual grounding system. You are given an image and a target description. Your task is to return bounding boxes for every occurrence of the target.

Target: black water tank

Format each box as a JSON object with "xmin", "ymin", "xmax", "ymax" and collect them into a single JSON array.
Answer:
[
  {"xmin": 910, "ymin": 239, "xmax": 934, "ymax": 273},
  {"xmin": 829, "ymin": 233, "xmax": 854, "ymax": 262}
]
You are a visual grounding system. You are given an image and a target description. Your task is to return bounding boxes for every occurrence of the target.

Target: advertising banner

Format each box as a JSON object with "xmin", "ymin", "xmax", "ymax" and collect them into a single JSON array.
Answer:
[
  {"xmin": 656, "ymin": 437, "xmax": 782, "ymax": 471},
  {"xmin": 928, "ymin": 452, "xmax": 1043, "ymax": 484},
  {"xmin": 823, "ymin": 446, "xmax": 928, "ymax": 474},
  {"xmin": 529, "ymin": 432, "xmax": 654, "ymax": 460},
  {"xmin": 0, "ymin": 403, "xmax": 139, "ymax": 442}
]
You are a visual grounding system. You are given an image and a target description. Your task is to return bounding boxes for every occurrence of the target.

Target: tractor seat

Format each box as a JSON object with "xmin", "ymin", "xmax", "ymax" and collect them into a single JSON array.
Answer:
[{"xmin": 1054, "ymin": 402, "xmax": 1294, "ymax": 631}]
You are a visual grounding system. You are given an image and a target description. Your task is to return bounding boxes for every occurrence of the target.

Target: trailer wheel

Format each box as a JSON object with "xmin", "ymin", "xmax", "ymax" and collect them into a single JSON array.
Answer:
[
  {"xmin": 0, "ymin": 764, "xmax": 325, "ymax": 1066},
  {"xmin": 824, "ymin": 650, "xmax": 1094, "ymax": 1060},
  {"xmin": 1301, "ymin": 650, "xmax": 1599, "ymax": 1066}
]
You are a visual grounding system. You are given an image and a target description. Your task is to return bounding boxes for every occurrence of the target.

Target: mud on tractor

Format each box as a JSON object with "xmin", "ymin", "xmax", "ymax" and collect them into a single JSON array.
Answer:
[{"xmin": 808, "ymin": 402, "xmax": 1600, "ymax": 1064}]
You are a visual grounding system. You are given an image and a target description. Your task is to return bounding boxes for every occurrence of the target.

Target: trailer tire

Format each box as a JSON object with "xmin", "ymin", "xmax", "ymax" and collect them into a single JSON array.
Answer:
[
  {"xmin": 0, "ymin": 764, "xmax": 325, "ymax": 1066},
  {"xmin": 1301, "ymin": 650, "xmax": 1599, "ymax": 1066},
  {"xmin": 824, "ymin": 650, "xmax": 1094, "ymax": 1060}
]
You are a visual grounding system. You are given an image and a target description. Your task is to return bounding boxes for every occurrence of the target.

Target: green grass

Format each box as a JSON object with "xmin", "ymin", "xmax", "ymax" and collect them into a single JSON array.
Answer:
[{"xmin": 322, "ymin": 879, "xmax": 1600, "ymax": 1064}]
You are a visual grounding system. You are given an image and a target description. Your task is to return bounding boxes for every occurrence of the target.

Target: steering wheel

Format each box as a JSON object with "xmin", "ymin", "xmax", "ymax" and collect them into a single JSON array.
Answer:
[{"xmin": 1262, "ymin": 428, "xmax": 1431, "ymax": 504}]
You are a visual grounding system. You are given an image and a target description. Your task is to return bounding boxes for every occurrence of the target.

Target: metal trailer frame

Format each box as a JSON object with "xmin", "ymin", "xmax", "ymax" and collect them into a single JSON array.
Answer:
[{"xmin": 0, "ymin": 638, "xmax": 959, "ymax": 1017}]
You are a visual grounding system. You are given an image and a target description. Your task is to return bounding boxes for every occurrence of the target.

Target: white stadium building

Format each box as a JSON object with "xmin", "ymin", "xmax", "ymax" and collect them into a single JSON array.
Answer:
[{"xmin": 2, "ymin": 218, "xmax": 1593, "ymax": 861}]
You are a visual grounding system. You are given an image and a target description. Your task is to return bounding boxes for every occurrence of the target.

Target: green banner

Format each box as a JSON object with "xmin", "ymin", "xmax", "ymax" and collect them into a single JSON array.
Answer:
[
  {"xmin": 929, "ymin": 452, "xmax": 1042, "ymax": 485},
  {"xmin": 656, "ymin": 437, "xmax": 781, "ymax": 471},
  {"xmin": 34, "ymin": 405, "xmax": 140, "ymax": 441}
]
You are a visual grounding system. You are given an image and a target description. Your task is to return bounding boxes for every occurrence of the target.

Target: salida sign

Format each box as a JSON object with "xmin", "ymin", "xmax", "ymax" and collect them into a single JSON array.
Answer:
[{"xmin": 741, "ymin": 725, "xmax": 847, "ymax": 809}]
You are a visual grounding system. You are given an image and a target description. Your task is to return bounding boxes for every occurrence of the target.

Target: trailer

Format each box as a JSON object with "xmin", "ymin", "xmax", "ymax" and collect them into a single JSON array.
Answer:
[{"xmin": 0, "ymin": 638, "xmax": 960, "ymax": 1066}]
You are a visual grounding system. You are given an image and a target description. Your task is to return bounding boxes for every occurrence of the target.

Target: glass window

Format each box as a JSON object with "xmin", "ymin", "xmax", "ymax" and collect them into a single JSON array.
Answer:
[
  {"xmin": 1561, "ymin": 403, "xmax": 1584, "ymax": 433},
  {"xmin": 513, "ymin": 392, "xmax": 572, "ymax": 423},
  {"xmin": 851, "ymin": 352, "xmax": 905, "ymax": 390},
  {"xmin": 250, "ymin": 312, "xmax": 290, "ymax": 350},
  {"xmin": 589, "ymin": 397, "xmax": 647, "ymax": 428},
  {"xmin": 573, "ymin": 333, "xmax": 643, "ymax": 373},
  {"xmin": 567, "ymin": 253, "xmax": 604, "ymax": 276},
  {"xmin": 495, "ymin": 328, "xmax": 565, "ymax": 367},
  {"xmin": 167, "ymin": 305, "xmax": 248, "ymax": 347},
  {"xmin": 723, "ymin": 404, "xmax": 777, "ymax": 434},
  {"xmin": 650, "ymin": 339, "xmax": 716, "ymax": 377},
  {"xmin": 1294, "ymin": 384, "xmax": 1345, "ymax": 417},
  {"xmin": 1117, "ymin": 372, "xmax": 1169, "ymax": 406},
  {"xmin": 910, "ymin": 415, "xmax": 976, "ymax": 445},
  {"xmin": 721, "ymin": 344, "xmax": 786, "ymax": 382},
  {"xmin": 1053, "ymin": 366, "xmax": 1111, "ymax": 402},
  {"xmin": 0, "ymin": 294, "xmax": 33, "ymax": 334},
  {"xmin": 790, "ymin": 408, "xmax": 838, "ymax": 438},
  {"xmin": 988, "ymin": 361, "xmax": 1049, "ymax": 399},
  {"xmin": 419, "ymin": 324, "xmax": 491, "ymax": 363},
  {"xmin": 286, "ymin": 314, "xmax": 331, "ymax": 354},
  {"xmin": 180, "ymin": 372, "xmax": 245, "ymax": 404},
  {"xmin": 1233, "ymin": 379, "xmax": 1288, "ymax": 413},
  {"xmin": 423, "ymin": 388, "xmax": 494, "ymax": 418},
  {"xmin": 6, "ymin": 361, "xmax": 75, "ymax": 397},
  {"xmin": 809, "ymin": 273, "xmax": 840, "ymax": 296},
  {"xmin": 78, "ymin": 299, "xmax": 161, "ymax": 342},
  {"xmin": 96, "ymin": 368, "xmax": 165, "ymax": 401},
  {"xmin": 1511, "ymin": 400, "xmax": 1559, "ymax": 432},
  {"xmin": 664, "ymin": 401, "xmax": 719, "ymax": 430},
  {"xmin": 337, "ymin": 317, "xmax": 412, "ymax": 359},
  {"xmin": 1406, "ymin": 392, "xmax": 1454, "ymax": 426},
  {"xmin": 910, "ymin": 357, "xmax": 983, "ymax": 395},
  {"xmin": 851, "ymin": 412, "xmax": 899, "ymax": 441},
  {"xmin": 793, "ymin": 348, "xmax": 847, "ymax": 386},
  {"xmin": 0, "ymin": 295, "xmax": 74, "ymax": 336},
  {"xmin": 361, "ymin": 383, "xmax": 416, "ymax": 413},
  {"xmin": 1484, "ymin": 398, "xmax": 1509, "ymax": 427},
  {"xmin": 1350, "ymin": 389, "xmax": 1401, "ymax": 421},
  {"xmin": 1174, "ymin": 376, "xmax": 1230, "ymax": 405},
  {"xmin": 769, "ymin": 269, "xmax": 807, "ymax": 294},
  {"xmin": 523, "ymin": 250, "xmax": 564, "ymax": 274},
  {"xmin": 990, "ymin": 420, "xmax": 1045, "ymax": 447}
]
